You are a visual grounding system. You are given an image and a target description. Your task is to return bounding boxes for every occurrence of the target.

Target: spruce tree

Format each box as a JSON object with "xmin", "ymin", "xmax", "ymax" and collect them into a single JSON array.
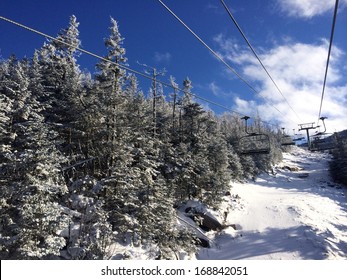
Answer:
[
  {"xmin": 0, "ymin": 59, "xmax": 16, "ymax": 259},
  {"xmin": 93, "ymin": 17, "xmax": 129, "ymax": 177},
  {"xmin": 0, "ymin": 58, "xmax": 69, "ymax": 259}
]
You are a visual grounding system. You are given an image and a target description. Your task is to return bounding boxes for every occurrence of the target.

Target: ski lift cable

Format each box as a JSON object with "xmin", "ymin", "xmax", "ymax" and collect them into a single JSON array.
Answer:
[
  {"xmin": 220, "ymin": 0, "xmax": 303, "ymax": 123},
  {"xmin": 0, "ymin": 15, "xmax": 278, "ymax": 128},
  {"xmin": 0, "ymin": 16, "xmax": 157, "ymax": 83},
  {"xmin": 156, "ymin": 0, "xmax": 258, "ymax": 94},
  {"xmin": 0, "ymin": 16, "xmax": 236, "ymax": 111},
  {"xmin": 317, "ymin": 0, "xmax": 339, "ymax": 124},
  {"xmin": 156, "ymin": 0, "xmax": 297, "ymax": 125}
]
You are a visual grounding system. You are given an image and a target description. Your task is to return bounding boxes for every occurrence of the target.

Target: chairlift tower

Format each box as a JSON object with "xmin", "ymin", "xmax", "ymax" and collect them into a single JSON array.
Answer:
[
  {"xmin": 298, "ymin": 117, "xmax": 328, "ymax": 150},
  {"xmin": 298, "ymin": 122, "xmax": 317, "ymax": 148}
]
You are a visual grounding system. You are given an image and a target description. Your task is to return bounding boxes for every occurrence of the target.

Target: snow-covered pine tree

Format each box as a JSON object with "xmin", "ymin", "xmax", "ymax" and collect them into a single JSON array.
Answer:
[
  {"xmin": 37, "ymin": 16, "xmax": 86, "ymax": 181},
  {"xmin": 173, "ymin": 78, "xmax": 212, "ymax": 201},
  {"xmin": 181, "ymin": 77, "xmax": 193, "ymax": 106},
  {"xmin": 122, "ymin": 74, "xmax": 192, "ymax": 259},
  {"xmin": 126, "ymin": 128, "xmax": 179, "ymax": 258},
  {"xmin": 64, "ymin": 177, "xmax": 113, "ymax": 259},
  {"xmin": 13, "ymin": 122, "xmax": 69, "ymax": 259},
  {"xmin": 85, "ymin": 18, "xmax": 137, "ymax": 249},
  {"xmin": 0, "ymin": 57, "xmax": 69, "ymax": 259},
  {"xmin": 0, "ymin": 58, "xmax": 17, "ymax": 259},
  {"xmin": 93, "ymin": 17, "xmax": 129, "ymax": 177},
  {"xmin": 0, "ymin": 58, "xmax": 15, "ymax": 178},
  {"xmin": 218, "ymin": 113, "xmax": 244, "ymax": 179},
  {"xmin": 225, "ymin": 144, "xmax": 243, "ymax": 180},
  {"xmin": 53, "ymin": 15, "xmax": 80, "ymax": 57},
  {"xmin": 203, "ymin": 114, "xmax": 231, "ymax": 206}
]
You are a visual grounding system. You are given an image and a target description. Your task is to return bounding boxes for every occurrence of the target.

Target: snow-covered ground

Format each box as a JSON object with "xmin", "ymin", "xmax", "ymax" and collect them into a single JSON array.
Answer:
[{"xmin": 198, "ymin": 147, "xmax": 347, "ymax": 260}]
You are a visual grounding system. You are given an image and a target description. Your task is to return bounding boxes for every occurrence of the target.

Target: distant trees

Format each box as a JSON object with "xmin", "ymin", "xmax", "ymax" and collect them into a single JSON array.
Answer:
[{"xmin": 0, "ymin": 15, "xmax": 284, "ymax": 259}]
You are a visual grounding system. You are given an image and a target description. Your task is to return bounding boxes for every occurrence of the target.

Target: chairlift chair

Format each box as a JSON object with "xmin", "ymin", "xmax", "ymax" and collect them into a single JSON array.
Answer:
[
  {"xmin": 309, "ymin": 117, "xmax": 337, "ymax": 151},
  {"xmin": 293, "ymin": 136, "xmax": 305, "ymax": 142},
  {"xmin": 310, "ymin": 133, "xmax": 336, "ymax": 151},
  {"xmin": 280, "ymin": 128, "xmax": 296, "ymax": 146},
  {"xmin": 238, "ymin": 116, "xmax": 271, "ymax": 155},
  {"xmin": 281, "ymin": 135, "xmax": 296, "ymax": 146}
]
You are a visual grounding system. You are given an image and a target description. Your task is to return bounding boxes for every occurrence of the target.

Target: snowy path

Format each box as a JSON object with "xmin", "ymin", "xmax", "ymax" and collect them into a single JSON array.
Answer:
[{"xmin": 198, "ymin": 148, "xmax": 347, "ymax": 260}]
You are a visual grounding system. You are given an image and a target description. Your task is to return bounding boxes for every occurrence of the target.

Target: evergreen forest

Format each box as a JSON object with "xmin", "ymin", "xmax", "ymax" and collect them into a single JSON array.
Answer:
[{"xmin": 1, "ymin": 16, "xmax": 289, "ymax": 259}]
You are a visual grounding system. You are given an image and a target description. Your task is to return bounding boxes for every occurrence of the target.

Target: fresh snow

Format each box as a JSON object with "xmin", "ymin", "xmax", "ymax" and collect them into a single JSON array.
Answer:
[
  {"xmin": 198, "ymin": 147, "xmax": 347, "ymax": 260},
  {"xmin": 105, "ymin": 147, "xmax": 347, "ymax": 260}
]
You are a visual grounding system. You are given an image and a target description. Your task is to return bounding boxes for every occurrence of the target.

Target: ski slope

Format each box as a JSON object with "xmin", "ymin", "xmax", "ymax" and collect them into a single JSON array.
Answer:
[{"xmin": 198, "ymin": 147, "xmax": 347, "ymax": 260}]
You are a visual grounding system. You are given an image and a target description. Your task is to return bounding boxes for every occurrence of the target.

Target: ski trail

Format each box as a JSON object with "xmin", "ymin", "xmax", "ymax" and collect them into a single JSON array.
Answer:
[{"xmin": 198, "ymin": 147, "xmax": 347, "ymax": 260}]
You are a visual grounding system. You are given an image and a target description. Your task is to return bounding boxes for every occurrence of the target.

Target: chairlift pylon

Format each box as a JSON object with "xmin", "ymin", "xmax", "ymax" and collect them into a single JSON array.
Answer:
[{"xmin": 238, "ymin": 116, "xmax": 271, "ymax": 155}]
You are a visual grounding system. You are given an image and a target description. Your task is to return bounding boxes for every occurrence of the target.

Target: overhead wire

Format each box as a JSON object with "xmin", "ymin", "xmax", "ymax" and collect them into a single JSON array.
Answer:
[
  {"xmin": 317, "ymin": 0, "xmax": 339, "ymax": 124},
  {"xmin": 0, "ymin": 15, "xmax": 279, "ymax": 128},
  {"xmin": 156, "ymin": 0, "xmax": 258, "ymax": 94},
  {"xmin": 0, "ymin": 15, "xmax": 285, "ymax": 129},
  {"xmin": 156, "ymin": 0, "xmax": 298, "ymax": 126},
  {"xmin": 220, "ymin": 0, "xmax": 303, "ymax": 123},
  {"xmin": 0, "ymin": 16, "xmax": 157, "ymax": 85}
]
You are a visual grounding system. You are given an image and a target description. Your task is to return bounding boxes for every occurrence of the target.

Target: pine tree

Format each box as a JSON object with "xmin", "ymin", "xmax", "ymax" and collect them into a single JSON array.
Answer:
[
  {"xmin": 53, "ymin": 15, "xmax": 80, "ymax": 56},
  {"xmin": 0, "ymin": 57, "xmax": 69, "ymax": 259},
  {"xmin": 14, "ymin": 122, "xmax": 69, "ymax": 259},
  {"xmin": 205, "ymin": 125, "xmax": 231, "ymax": 205},
  {"xmin": 65, "ymin": 177, "xmax": 113, "ymax": 259},
  {"xmin": 0, "ymin": 58, "xmax": 15, "ymax": 179},
  {"xmin": 37, "ymin": 16, "xmax": 85, "ymax": 179},
  {"xmin": 93, "ymin": 17, "xmax": 129, "ymax": 177},
  {"xmin": 84, "ymin": 18, "xmax": 137, "ymax": 250},
  {"xmin": 0, "ymin": 58, "xmax": 17, "ymax": 259},
  {"xmin": 175, "ymin": 80, "xmax": 211, "ymax": 201}
]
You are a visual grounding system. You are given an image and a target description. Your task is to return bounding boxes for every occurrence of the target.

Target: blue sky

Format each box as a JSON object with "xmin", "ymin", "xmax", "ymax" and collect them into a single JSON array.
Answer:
[{"xmin": 1, "ymin": 0, "xmax": 347, "ymax": 134}]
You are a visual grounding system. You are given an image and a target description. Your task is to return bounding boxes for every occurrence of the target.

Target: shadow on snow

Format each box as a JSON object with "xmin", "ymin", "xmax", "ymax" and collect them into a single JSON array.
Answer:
[{"xmin": 198, "ymin": 224, "xmax": 347, "ymax": 260}]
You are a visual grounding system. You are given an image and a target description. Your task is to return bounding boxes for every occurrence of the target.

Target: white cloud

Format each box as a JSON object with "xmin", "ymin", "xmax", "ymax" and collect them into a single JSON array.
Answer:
[
  {"xmin": 233, "ymin": 97, "xmax": 258, "ymax": 116},
  {"xmin": 277, "ymin": 0, "xmax": 347, "ymax": 18},
  {"xmin": 153, "ymin": 51, "xmax": 171, "ymax": 63},
  {"xmin": 208, "ymin": 81, "xmax": 235, "ymax": 98},
  {"xmin": 215, "ymin": 35, "xmax": 347, "ymax": 132}
]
